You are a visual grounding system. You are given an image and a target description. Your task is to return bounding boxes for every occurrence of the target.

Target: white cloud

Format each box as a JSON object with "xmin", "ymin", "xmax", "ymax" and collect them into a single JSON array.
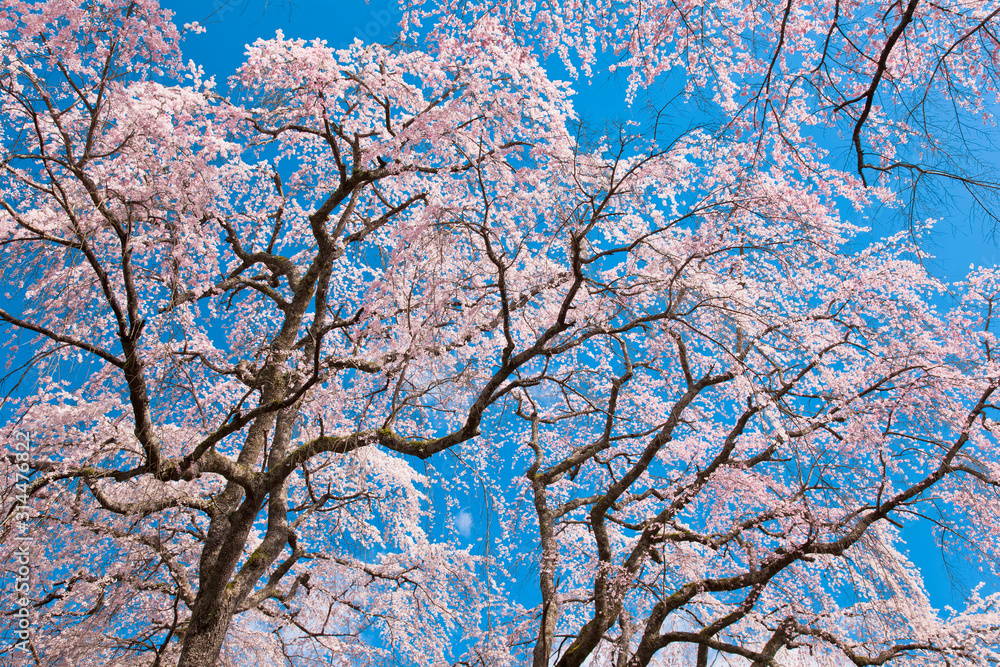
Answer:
[{"xmin": 456, "ymin": 510, "xmax": 473, "ymax": 537}]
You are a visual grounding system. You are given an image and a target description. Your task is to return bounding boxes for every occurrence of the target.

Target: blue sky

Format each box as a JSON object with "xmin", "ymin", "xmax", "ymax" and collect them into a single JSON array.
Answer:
[{"xmin": 160, "ymin": 0, "xmax": 997, "ymax": 615}]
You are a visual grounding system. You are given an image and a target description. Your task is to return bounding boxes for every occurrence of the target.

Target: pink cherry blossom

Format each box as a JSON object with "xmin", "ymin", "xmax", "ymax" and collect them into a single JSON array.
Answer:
[{"xmin": 1, "ymin": 1, "xmax": 999, "ymax": 666}]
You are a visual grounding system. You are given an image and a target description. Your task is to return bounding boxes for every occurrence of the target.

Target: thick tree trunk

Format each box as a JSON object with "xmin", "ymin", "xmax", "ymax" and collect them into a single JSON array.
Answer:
[{"xmin": 176, "ymin": 597, "xmax": 238, "ymax": 667}]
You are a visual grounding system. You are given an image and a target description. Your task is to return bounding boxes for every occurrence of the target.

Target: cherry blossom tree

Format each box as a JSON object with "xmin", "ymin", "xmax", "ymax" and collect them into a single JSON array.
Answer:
[
  {"xmin": 406, "ymin": 0, "xmax": 1000, "ymax": 231},
  {"xmin": 0, "ymin": 1, "xmax": 999, "ymax": 666}
]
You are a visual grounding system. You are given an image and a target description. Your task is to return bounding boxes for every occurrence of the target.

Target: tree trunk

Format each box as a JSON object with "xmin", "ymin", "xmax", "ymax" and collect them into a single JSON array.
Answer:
[{"xmin": 176, "ymin": 597, "xmax": 237, "ymax": 667}]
